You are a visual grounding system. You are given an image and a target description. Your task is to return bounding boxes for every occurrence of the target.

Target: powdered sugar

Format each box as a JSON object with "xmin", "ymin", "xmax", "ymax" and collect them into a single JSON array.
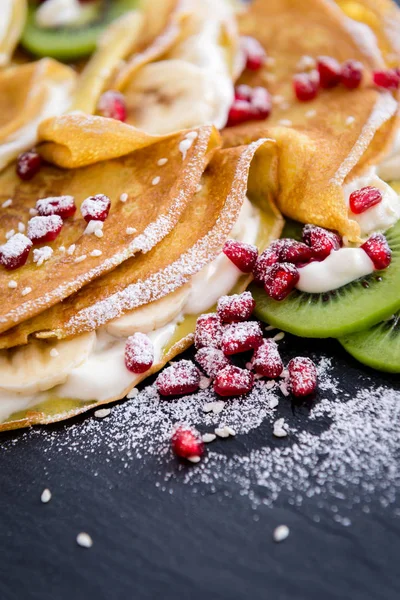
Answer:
[{"xmin": 33, "ymin": 246, "xmax": 53, "ymax": 267}]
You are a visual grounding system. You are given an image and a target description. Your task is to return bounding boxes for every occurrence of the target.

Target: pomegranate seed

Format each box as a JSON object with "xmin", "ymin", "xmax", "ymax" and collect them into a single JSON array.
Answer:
[
  {"xmin": 171, "ymin": 426, "xmax": 204, "ymax": 460},
  {"xmin": 263, "ymin": 262, "xmax": 299, "ymax": 301},
  {"xmin": 223, "ymin": 239, "xmax": 258, "ymax": 273},
  {"xmin": 302, "ymin": 224, "xmax": 341, "ymax": 260},
  {"xmin": 217, "ymin": 291, "xmax": 255, "ymax": 323},
  {"xmin": 349, "ymin": 186, "xmax": 382, "ymax": 215},
  {"xmin": 156, "ymin": 360, "xmax": 200, "ymax": 396},
  {"xmin": 361, "ymin": 233, "xmax": 391, "ymax": 270},
  {"xmin": 195, "ymin": 347, "xmax": 230, "ymax": 378},
  {"xmin": 221, "ymin": 321, "xmax": 263, "ymax": 355},
  {"xmin": 81, "ymin": 194, "xmax": 111, "ymax": 222},
  {"xmin": 241, "ymin": 36, "xmax": 266, "ymax": 71},
  {"xmin": 253, "ymin": 246, "xmax": 280, "ymax": 285},
  {"xmin": 27, "ymin": 215, "xmax": 63, "ymax": 244},
  {"xmin": 288, "ymin": 356, "xmax": 317, "ymax": 397},
  {"xmin": 0, "ymin": 233, "xmax": 32, "ymax": 270},
  {"xmin": 340, "ymin": 59, "xmax": 363, "ymax": 89},
  {"xmin": 372, "ymin": 69, "xmax": 400, "ymax": 90},
  {"xmin": 16, "ymin": 150, "xmax": 42, "ymax": 181},
  {"xmin": 97, "ymin": 90, "xmax": 127, "ymax": 121},
  {"xmin": 317, "ymin": 56, "xmax": 341, "ymax": 89},
  {"xmin": 195, "ymin": 314, "xmax": 223, "ymax": 349},
  {"xmin": 36, "ymin": 195, "xmax": 76, "ymax": 219},
  {"xmin": 277, "ymin": 239, "xmax": 314, "ymax": 264},
  {"xmin": 214, "ymin": 365, "xmax": 254, "ymax": 397},
  {"xmin": 251, "ymin": 339, "xmax": 284, "ymax": 378},
  {"xmin": 293, "ymin": 71, "xmax": 319, "ymax": 102},
  {"xmin": 227, "ymin": 85, "xmax": 271, "ymax": 127},
  {"xmin": 124, "ymin": 332, "xmax": 154, "ymax": 373}
]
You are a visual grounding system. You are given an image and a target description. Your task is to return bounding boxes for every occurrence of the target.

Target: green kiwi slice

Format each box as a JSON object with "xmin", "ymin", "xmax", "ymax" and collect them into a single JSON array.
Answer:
[
  {"xmin": 21, "ymin": 0, "xmax": 139, "ymax": 62},
  {"xmin": 339, "ymin": 312, "xmax": 400, "ymax": 373},
  {"xmin": 252, "ymin": 219, "xmax": 400, "ymax": 338}
]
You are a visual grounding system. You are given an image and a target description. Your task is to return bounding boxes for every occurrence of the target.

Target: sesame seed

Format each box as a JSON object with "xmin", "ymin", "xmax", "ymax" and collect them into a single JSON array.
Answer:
[
  {"xmin": 126, "ymin": 387, "xmax": 139, "ymax": 399},
  {"xmin": 225, "ymin": 426, "xmax": 236, "ymax": 436},
  {"xmin": 8, "ymin": 280, "xmax": 17, "ymax": 289},
  {"xmin": 265, "ymin": 325, "xmax": 276, "ymax": 331},
  {"xmin": 74, "ymin": 255, "xmax": 87, "ymax": 263},
  {"xmin": 346, "ymin": 116, "xmax": 355, "ymax": 126},
  {"xmin": 76, "ymin": 532, "xmax": 93, "ymax": 548},
  {"xmin": 202, "ymin": 433, "xmax": 217, "ymax": 443},
  {"xmin": 187, "ymin": 456, "xmax": 201, "ymax": 464},
  {"xmin": 5, "ymin": 229, "xmax": 15, "ymax": 240},
  {"xmin": 90, "ymin": 249, "xmax": 102, "ymax": 257},
  {"xmin": 94, "ymin": 408, "xmax": 111, "ymax": 418},
  {"xmin": 41, "ymin": 489, "xmax": 52, "ymax": 503},
  {"xmin": 273, "ymin": 331, "xmax": 285, "ymax": 342},
  {"xmin": 215, "ymin": 427, "xmax": 230, "ymax": 439},
  {"xmin": 305, "ymin": 109, "xmax": 317, "ymax": 118},
  {"xmin": 273, "ymin": 417, "xmax": 288, "ymax": 437},
  {"xmin": 120, "ymin": 193, "xmax": 128, "ymax": 203},
  {"xmin": 278, "ymin": 119, "xmax": 292, "ymax": 127},
  {"xmin": 94, "ymin": 229, "xmax": 103, "ymax": 238},
  {"xmin": 84, "ymin": 220, "xmax": 104, "ymax": 236},
  {"xmin": 273, "ymin": 525, "xmax": 290, "ymax": 543},
  {"xmin": 29, "ymin": 208, "xmax": 38, "ymax": 217},
  {"xmin": 21, "ymin": 287, "xmax": 32, "ymax": 296},
  {"xmin": 2, "ymin": 199, "xmax": 12, "ymax": 208},
  {"xmin": 50, "ymin": 348, "xmax": 59, "ymax": 358},
  {"xmin": 67, "ymin": 244, "xmax": 76, "ymax": 255},
  {"xmin": 152, "ymin": 176, "xmax": 161, "ymax": 186},
  {"xmin": 157, "ymin": 158, "xmax": 168, "ymax": 166},
  {"xmin": 18, "ymin": 222, "xmax": 25, "ymax": 233},
  {"xmin": 126, "ymin": 227, "xmax": 136, "ymax": 235}
]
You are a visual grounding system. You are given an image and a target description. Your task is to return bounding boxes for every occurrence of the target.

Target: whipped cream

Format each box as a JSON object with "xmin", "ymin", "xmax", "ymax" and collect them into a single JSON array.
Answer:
[
  {"xmin": 36, "ymin": 0, "xmax": 82, "ymax": 29},
  {"xmin": 377, "ymin": 129, "xmax": 400, "ymax": 182}
]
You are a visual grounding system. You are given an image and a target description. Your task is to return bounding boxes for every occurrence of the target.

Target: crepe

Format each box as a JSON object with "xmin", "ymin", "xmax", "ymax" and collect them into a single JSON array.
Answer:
[{"xmin": 0, "ymin": 0, "xmax": 26, "ymax": 68}]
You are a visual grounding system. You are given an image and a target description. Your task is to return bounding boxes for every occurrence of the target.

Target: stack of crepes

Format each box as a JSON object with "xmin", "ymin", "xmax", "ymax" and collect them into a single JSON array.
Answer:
[{"xmin": 0, "ymin": 0, "xmax": 399, "ymax": 429}]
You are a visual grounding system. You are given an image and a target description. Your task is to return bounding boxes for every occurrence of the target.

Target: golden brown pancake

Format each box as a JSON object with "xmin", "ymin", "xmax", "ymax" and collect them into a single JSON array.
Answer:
[{"xmin": 0, "ymin": 0, "xmax": 26, "ymax": 68}]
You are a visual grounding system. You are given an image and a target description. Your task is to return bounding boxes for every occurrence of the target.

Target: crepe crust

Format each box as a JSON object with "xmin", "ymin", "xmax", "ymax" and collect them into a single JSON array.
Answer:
[{"xmin": 0, "ymin": 0, "xmax": 27, "ymax": 68}]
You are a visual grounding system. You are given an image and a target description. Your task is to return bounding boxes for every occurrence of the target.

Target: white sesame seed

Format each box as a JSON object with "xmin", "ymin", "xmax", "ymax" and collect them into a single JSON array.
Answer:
[
  {"xmin": 67, "ymin": 244, "xmax": 76, "ymax": 255},
  {"xmin": 212, "ymin": 401, "xmax": 225, "ymax": 415},
  {"xmin": 346, "ymin": 116, "xmax": 355, "ymax": 126},
  {"xmin": 126, "ymin": 387, "xmax": 139, "ymax": 399},
  {"xmin": 94, "ymin": 229, "xmax": 103, "ymax": 238},
  {"xmin": 5, "ymin": 229, "xmax": 15, "ymax": 240},
  {"xmin": 305, "ymin": 109, "xmax": 317, "ymax": 118},
  {"xmin": 187, "ymin": 456, "xmax": 201, "ymax": 464},
  {"xmin": 8, "ymin": 280, "xmax": 17, "ymax": 289},
  {"xmin": 225, "ymin": 426, "xmax": 236, "ymax": 436},
  {"xmin": 21, "ymin": 287, "xmax": 32, "ymax": 296},
  {"xmin": 157, "ymin": 158, "xmax": 168, "ymax": 166},
  {"xmin": 90, "ymin": 249, "xmax": 102, "ymax": 257},
  {"xmin": 202, "ymin": 433, "xmax": 217, "ymax": 443},
  {"xmin": 215, "ymin": 427, "xmax": 230, "ymax": 439},
  {"xmin": 202, "ymin": 402, "xmax": 214, "ymax": 413},
  {"xmin": 50, "ymin": 348, "xmax": 59, "ymax": 358},
  {"xmin": 74, "ymin": 255, "xmax": 87, "ymax": 263},
  {"xmin": 126, "ymin": 227, "xmax": 136, "ymax": 235},
  {"xmin": 2, "ymin": 199, "xmax": 12, "ymax": 208},
  {"xmin": 29, "ymin": 208, "xmax": 38, "ymax": 217},
  {"xmin": 152, "ymin": 176, "xmax": 161, "ymax": 186},
  {"xmin": 94, "ymin": 408, "xmax": 111, "ymax": 418},
  {"xmin": 265, "ymin": 325, "xmax": 276, "ymax": 331},
  {"xmin": 278, "ymin": 119, "xmax": 292, "ymax": 127},
  {"xmin": 76, "ymin": 532, "xmax": 93, "ymax": 548},
  {"xmin": 273, "ymin": 331, "xmax": 285, "ymax": 342},
  {"xmin": 18, "ymin": 222, "xmax": 25, "ymax": 233},
  {"xmin": 273, "ymin": 525, "xmax": 290, "ymax": 542},
  {"xmin": 120, "ymin": 193, "xmax": 128, "ymax": 203},
  {"xmin": 41, "ymin": 488, "xmax": 52, "ymax": 503},
  {"xmin": 84, "ymin": 220, "xmax": 104, "ymax": 235},
  {"xmin": 273, "ymin": 418, "xmax": 288, "ymax": 437}
]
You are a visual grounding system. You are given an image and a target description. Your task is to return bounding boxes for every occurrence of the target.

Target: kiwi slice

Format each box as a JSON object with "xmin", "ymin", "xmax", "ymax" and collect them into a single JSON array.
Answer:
[
  {"xmin": 21, "ymin": 0, "xmax": 139, "ymax": 62},
  {"xmin": 339, "ymin": 312, "xmax": 400, "ymax": 373},
  {"xmin": 252, "ymin": 219, "xmax": 400, "ymax": 338}
]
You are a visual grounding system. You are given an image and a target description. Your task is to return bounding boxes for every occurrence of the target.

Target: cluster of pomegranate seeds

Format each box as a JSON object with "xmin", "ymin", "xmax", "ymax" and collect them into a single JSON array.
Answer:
[
  {"xmin": 36, "ymin": 195, "xmax": 77, "ymax": 219},
  {"xmin": 214, "ymin": 365, "xmax": 254, "ymax": 397},
  {"xmin": 195, "ymin": 314, "xmax": 223, "ymax": 349},
  {"xmin": 81, "ymin": 194, "xmax": 111, "ymax": 223},
  {"xmin": 340, "ymin": 59, "xmax": 363, "ymax": 89},
  {"xmin": 156, "ymin": 360, "xmax": 200, "ymax": 396},
  {"xmin": 171, "ymin": 426, "xmax": 205, "ymax": 461},
  {"xmin": 349, "ymin": 186, "xmax": 382, "ymax": 215},
  {"xmin": 195, "ymin": 347, "xmax": 230, "ymax": 378},
  {"xmin": 223, "ymin": 239, "xmax": 258, "ymax": 273},
  {"xmin": 293, "ymin": 71, "xmax": 320, "ymax": 102},
  {"xmin": 317, "ymin": 56, "xmax": 341, "ymax": 89},
  {"xmin": 241, "ymin": 36, "xmax": 266, "ymax": 71},
  {"xmin": 0, "ymin": 233, "xmax": 32, "ymax": 270},
  {"xmin": 217, "ymin": 291, "xmax": 255, "ymax": 323},
  {"xmin": 124, "ymin": 332, "xmax": 154, "ymax": 374},
  {"xmin": 227, "ymin": 85, "xmax": 272, "ymax": 127},
  {"xmin": 294, "ymin": 57, "xmax": 363, "ymax": 102},
  {"xmin": 221, "ymin": 321, "xmax": 263, "ymax": 355},
  {"xmin": 251, "ymin": 339, "xmax": 283, "ymax": 378},
  {"xmin": 277, "ymin": 239, "xmax": 313, "ymax": 264},
  {"xmin": 288, "ymin": 357, "xmax": 317, "ymax": 397},
  {"xmin": 27, "ymin": 215, "xmax": 63, "ymax": 244},
  {"xmin": 16, "ymin": 149, "xmax": 42, "ymax": 181},
  {"xmin": 253, "ymin": 246, "xmax": 280, "ymax": 284},
  {"xmin": 302, "ymin": 224, "xmax": 341, "ymax": 261},
  {"xmin": 372, "ymin": 69, "xmax": 400, "ymax": 90},
  {"xmin": 97, "ymin": 90, "xmax": 127, "ymax": 122},
  {"xmin": 361, "ymin": 233, "xmax": 392, "ymax": 270},
  {"xmin": 262, "ymin": 262, "xmax": 300, "ymax": 301}
]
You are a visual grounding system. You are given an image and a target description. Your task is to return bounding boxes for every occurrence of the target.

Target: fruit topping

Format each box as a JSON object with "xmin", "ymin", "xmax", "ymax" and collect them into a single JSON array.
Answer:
[
  {"xmin": 227, "ymin": 85, "xmax": 272, "ymax": 127},
  {"xmin": 214, "ymin": 365, "xmax": 254, "ymax": 396},
  {"xmin": 81, "ymin": 194, "xmax": 111, "ymax": 222},
  {"xmin": 288, "ymin": 356, "xmax": 317, "ymax": 397},
  {"xmin": 251, "ymin": 339, "xmax": 284, "ymax": 378},
  {"xmin": 241, "ymin": 35, "xmax": 266, "ymax": 71},
  {"xmin": 124, "ymin": 332, "xmax": 154, "ymax": 374},
  {"xmin": 372, "ymin": 69, "xmax": 400, "ymax": 90},
  {"xmin": 221, "ymin": 321, "xmax": 263, "ymax": 355},
  {"xmin": 217, "ymin": 291, "xmax": 255, "ymax": 323},
  {"xmin": 36, "ymin": 195, "xmax": 77, "ymax": 219},
  {"xmin": 156, "ymin": 360, "xmax": 200, "ymax": 396},
  {"xmin": 302, "ymin": 224, "xmax": 341, "ymax": 260},
  {"xmin": 194, "ymin": 347, "xmax": 230, "ymax": 378},
  {"xmin": 263, "ymin": 262, "xmax": 300, "ymax": 301},
  {"xmin": 349, "ymin": 186, "xmax": 382, "ymax": 214},
  {"xmin": 317, "ymin": 56, "xmax": 341, "ymax": 88},
  {"xmin": 223, "ymin": 239, "xmax": 258, "ymax": 273},
  {"xmin": 253, "ymin": 246, "xmax": 280, "ymax": 284},
  {"xmin": 97, "ymin": 90, "xmax": 127, "ymax": 121},
  {"xmin": 361, "ymin": 233, "xmax": 391, "ymax": 270},
  {"xmin": 171, "ymin": 426, "xmax": 205, "ymax": 461},
  {"xmin": 0, "ymin": 233, "xmax": 32, "ymax": 270},
  {"xmin": 195, "ymin": 314, "xmax": 223, "ymax": 349},
  {"xmin": 277, "ymin": 239, "xmax": 314, "ymax": 264},
  {"xmin": 340, "ymin": 60, "xmax": 363, "ymax": 89},
  {"xmin": 293, "ymin": 71, "xmax": 319, "ymax": 101},
  {"xmin": 16, "ymin": 150, "xmax": 42, "ymax": 181},
  {"xmin": 27, "ymin": 215, "xmax": 63, "ymax": 244}
]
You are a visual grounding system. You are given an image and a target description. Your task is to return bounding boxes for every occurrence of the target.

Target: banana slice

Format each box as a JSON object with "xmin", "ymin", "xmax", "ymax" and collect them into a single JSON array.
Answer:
[
  {"xmin": 105, "ymin": 284, "xmax": 190, "ymax": 338},
  {"xmin": 0, "ymin": 332, "xmax": 96, "ymax": 394}
]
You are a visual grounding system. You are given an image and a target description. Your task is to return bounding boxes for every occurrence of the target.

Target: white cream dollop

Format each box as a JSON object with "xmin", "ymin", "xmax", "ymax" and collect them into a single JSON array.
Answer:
[
  {"xmin": 377, "ymin": 129, "xmax": 400, "ymax": 182},
  {"xmin": 36, "ymin": 0, "xmax": 82, "ymax": 29}
]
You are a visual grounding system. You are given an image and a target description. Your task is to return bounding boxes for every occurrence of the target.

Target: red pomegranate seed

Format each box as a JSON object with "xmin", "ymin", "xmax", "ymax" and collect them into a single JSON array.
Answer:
[
  {"xmin": 227, "ymin": 85, "xmax": 271, "ymax": 127},
  {"xmin": 195, "ymin": 347, "xmax": 230, "ymax": 378},
  {"xmin": 81, "ymin": 194, "xmax": 111, "ymax": 222},
  {"xmin": 0, "ymin": 233, "xmax": 32, "ymax": 270},
  {"xmin": 241, "ymin": 36, "xmax": 266, "ymax": 71},
  {"xmin": 302, "ymin": 224, "xmax": 341, "ymax": 260},
  {"xmin": 214, "ymin": 365, "xmax": 254, "ymax": 397},
  {"xmin": 97, "ymin": 90, "xmax": 127, "ymax": 121},
  {"xmin": 217, "ymin": 291, "xmax": 255, "ymax": 323},
  {"xmin": 221, "ymin": 321, "xmax": 263, "ymax": 355},
  {"xmin": 223, "ymin": 239, "xmax": 258, "ymax": 273},
  {"xmin": 195, "ymin": 314, "xmax": 223, "ymax": 349},
  {"xmin": 277, "ymin": 239, "xmax": 314, "ymax": 264},
  {"xmin": 361, "ymin": 233, "xmax": 391, "ymax": 270},
  {"xmin": 263, "ymin": 262, "xmax": 299, "ymax": 301},
  {"xmin": 251, "ymin": 339, "xmax": 284, "ymax": 378},
  {"xmin": 340, "ymin": 60, "xmax": 363, "ymax": 89},
  {"xmin": 253, "ymin": 246, "xmax": 280, "ymax": 285},
  {"xmin": 288, "ymin": 356, "xmax": 317, "ymax": 397},
  {"xmin": 293, "ymin": 71, "xmax": 319, "ymax": 102},
  {"xmin": 317, "ymin": 56, "xmax": 341, "ymax": 89},
  {"xmin": 171, "ymin": 426, "xmax": 205, "ymax": 460},
  {"xmin": 124, "ymin": 332, "xmax": 154, "ymax": 374},
  {"xmin": 16, "ymin": 150, "xmax": 42, "ymax": 181},
  {"xmin": 27, "ymin": 215, "xmax": 63, "ymax": 244},
  {"xmin": 372, "ymin": 69, "xmax": 400, "ymax": 90},
  {"xmin": 36, "ymin": 195, "xmax": 76, "ymax": 219},
  {"xmin": 156, "ymin": 360, "xmax": 200, "ymax": 396},
  {"xmin": 349, "ymin": 186, "xmax": 382, "ymax": 215}
]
